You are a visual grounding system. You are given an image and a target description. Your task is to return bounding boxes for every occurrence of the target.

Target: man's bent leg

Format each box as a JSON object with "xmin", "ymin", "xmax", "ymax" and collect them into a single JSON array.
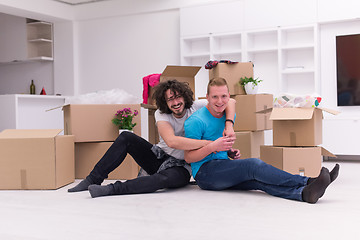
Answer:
[{"xmin": 68, "ymin": 132, "xmax": 159, "ymax": 193}]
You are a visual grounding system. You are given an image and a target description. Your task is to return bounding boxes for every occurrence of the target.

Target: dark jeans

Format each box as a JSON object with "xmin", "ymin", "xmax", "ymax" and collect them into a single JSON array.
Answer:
[
  {"xmin": 87, "ymin": 131, "xmax": 190, "ymax": 195},
  {"xmin": 195, "ymin": 158, "xmax": 309, "ymax": 201}
]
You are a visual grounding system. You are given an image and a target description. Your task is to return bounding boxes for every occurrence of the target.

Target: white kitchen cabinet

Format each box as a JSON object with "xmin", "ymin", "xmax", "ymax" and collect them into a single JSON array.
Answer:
[
  {"xmin": 318, "ymin": 0, "xmax": 360, "ymax": 23},
  {"xmin": 0, "ymin": 13, "xmax": 27, "ymax": 63},
  {"xmin": 180, "ymin": 1, "xmax": 244, "ymax": 37},
  {"xmin": 0, "ymin": 95, "xmax": 65, "ymax": 132},
  {"xmin": 244, "ymin": 0, "xmax": 317, "ymax": 30}
]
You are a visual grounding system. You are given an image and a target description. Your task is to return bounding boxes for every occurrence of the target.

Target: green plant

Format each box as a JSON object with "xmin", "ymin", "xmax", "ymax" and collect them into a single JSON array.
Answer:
[
  {"xmin": 239, "ymin": 77, "xmax": 263, "ymax": 87},
  {"xmin": 112, "ymin": 107, "xmax": 138, "ymax": 130}
]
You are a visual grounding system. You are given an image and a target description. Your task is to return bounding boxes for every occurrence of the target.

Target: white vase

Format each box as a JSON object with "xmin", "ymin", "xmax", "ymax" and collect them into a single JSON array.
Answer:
[
  {"xmin": 119, "ymin": 129, "xmax": 133, "ymax": 135},
  {"xmin": 244, "ymin": 82, "xmax": 258, "ymax": 95}
]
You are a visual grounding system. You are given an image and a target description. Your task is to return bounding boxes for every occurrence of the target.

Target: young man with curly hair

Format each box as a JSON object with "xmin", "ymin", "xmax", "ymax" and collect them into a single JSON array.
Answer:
[{"xmin": 68, "ymin": 79, "xmax": 236, "ymax": 198}]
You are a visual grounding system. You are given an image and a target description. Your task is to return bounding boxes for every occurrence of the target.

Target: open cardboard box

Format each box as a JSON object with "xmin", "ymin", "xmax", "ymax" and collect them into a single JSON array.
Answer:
[
  {"xmin": 147, "ymin": 65, "xmax": 201, "ymax": 105},
  {"xmin": 258, "ymin": 107, "xmax": 339, "ymax": 146},
  {"xmin": 209, "ymin": 62, "xmax": 254, "ymax": 95},
  {"xmin": 0, "ymin": 129, "xmax": 74, "ymax": 189},
  {"xmin": 63, "ymin": 104, "xmax": 141, "ymax": 143},
  {"xmin": 260, "ymin": 145, "xmax": 336, "ymax": 177}
]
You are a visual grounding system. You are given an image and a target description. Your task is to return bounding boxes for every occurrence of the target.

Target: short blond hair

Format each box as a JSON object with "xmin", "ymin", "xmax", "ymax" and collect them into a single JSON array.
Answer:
[{"xmin": 207, "ymin": 77, "xmax": 229, "ymax": 95}]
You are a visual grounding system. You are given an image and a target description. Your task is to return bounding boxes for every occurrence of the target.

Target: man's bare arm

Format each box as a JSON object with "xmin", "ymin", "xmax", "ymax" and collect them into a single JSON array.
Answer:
[{"xmin": 157, "ymin": 121, "xmax": 210, "ymax": 150}]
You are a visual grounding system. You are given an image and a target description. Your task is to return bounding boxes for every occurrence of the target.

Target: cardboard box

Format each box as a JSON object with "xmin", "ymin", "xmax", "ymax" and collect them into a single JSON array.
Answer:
[
  {"xmin": 63, "ymin": 104, "xmax": 141, "ymax": 143},
  {"xmin": 75, "ymin": 142, "xmax": 140, "ymax": 180},
  {"xmin": 270, "ymin": 107, "xmax": 338, "ymax": 146},
  {"xmin": 233, "ymin": 94, "xmax": 273, "ymax": 131},
  {"xmin": 260, "ymin": 145, "xmax": 336, "ymax": 177},
  {"xmin": 232, "ymin": 131, "xmax": 264, "ymax": 159},
  {"xmin": 209, "ymin": 62, "xmax": 253, "ymax": 95},
  {"xmin": 0, "ymin": 129, "xmax": 74, "ymax": 189},
  {"xmin": 147, "ymin": 65, "xmax": 201, "ymax": 105}
]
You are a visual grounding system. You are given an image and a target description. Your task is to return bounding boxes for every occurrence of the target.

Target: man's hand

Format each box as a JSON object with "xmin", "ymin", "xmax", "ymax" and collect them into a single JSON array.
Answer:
[
  {"xmin": 227, "ymin": 148, "xmax": 241, "ymax": 159},
  {"xmin": 210, "ymin": 136, "xmax": 235, "ymax": 153},
  {"xmin": 223, "ymin": 124, "xmax": 235, "ymax": 138}
]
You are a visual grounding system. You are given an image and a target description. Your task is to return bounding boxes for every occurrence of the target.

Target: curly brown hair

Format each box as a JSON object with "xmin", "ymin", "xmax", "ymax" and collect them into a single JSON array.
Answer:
[{"xmin": 152, "ymin": 79, "xmax": 194, "ymax": 114}]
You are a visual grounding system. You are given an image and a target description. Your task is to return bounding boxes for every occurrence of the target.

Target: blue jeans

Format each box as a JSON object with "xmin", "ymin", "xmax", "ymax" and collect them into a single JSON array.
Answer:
[{"xmin": 194, "ymin": 158, "xmax": 309, "ymax": 201}]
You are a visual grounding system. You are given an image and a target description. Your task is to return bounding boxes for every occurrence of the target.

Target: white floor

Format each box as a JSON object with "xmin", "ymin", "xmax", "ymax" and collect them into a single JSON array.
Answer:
[{"xmin": 0, "ymin": 161, "xmax": 359, "ymax": 240}]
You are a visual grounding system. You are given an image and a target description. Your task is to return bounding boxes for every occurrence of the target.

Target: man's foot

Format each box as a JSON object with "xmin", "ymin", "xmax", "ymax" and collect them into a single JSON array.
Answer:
[
  {"xmin": 302, "ymin": 167, "xmax": 331, "ymax": 204},
  {"xmin": 329, "ymin": 163, "xmax": 340, "ymax": 183},
  {"xmin": 88, "ymin": 184, "xmax": 114, "ymax": 198},
  {"xmin": 307, "ymin": 163, "xmax": 340, "ymax": 184},
  {"xmin": 68, "ymin": 178, "xmax": 94, "ymax": 192}
]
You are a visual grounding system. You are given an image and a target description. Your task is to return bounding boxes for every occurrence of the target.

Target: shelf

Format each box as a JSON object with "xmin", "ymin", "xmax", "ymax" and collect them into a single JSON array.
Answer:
[
  {"xmin": 280, "ymin": 26, "xmax": 315, "ymax": 48},
  {"xmin": 247, "ymin": 48, "xmax": 277, "ymax": 53},
  {"xmin": 281, "ymin": 45, "xmax": 314, "ymax": 50},
  {"xmin": 12, "ymin": 94, "xmax": 65, "ymax": 99},
  {"xmin": 26, "ymin": 20, "xmax": 53, "ymax": 60},
  {"xmin": 246, "ymin": 30, "xmax": 278, "ymax": 50},
  {"xmin": 28, "ymin": 38, "xmax": 52, "ymax": 43},
  {"xmin": 281, "ymin": 68, "xmax": 315, "ymax": 74},
  {"xmin": 212, "ymin": 33, "xmax": 242, "ymax": 53},
  {"xmin": 182, "ymin": 36, "xmax": 210, "ymax": 56},
  {"xmin": 183, "ymin": 53, "xmax": 210, "ymax": 58},
  {"xmin": 213, "ymin": 50, "xmax": 242, "ymax": 55},
  {"xmin": 26, "ymin": 56, "xmax": 54, "ymax": 61},
  {"xmin": 0, "ymin": 57, "xmax": 53, "ymax": 66}
]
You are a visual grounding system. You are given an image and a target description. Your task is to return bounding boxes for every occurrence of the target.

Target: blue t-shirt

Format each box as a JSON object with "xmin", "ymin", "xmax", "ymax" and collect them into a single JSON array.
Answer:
[{"xmin": 184, "ymin": 107, "xmax": 229, "ymax": 177}]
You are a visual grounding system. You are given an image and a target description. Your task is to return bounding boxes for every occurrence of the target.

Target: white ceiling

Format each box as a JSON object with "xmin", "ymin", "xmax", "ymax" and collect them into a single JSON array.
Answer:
[{"xmin": 52, "ymin": 0, "xmax": 112, "ymax": 5}]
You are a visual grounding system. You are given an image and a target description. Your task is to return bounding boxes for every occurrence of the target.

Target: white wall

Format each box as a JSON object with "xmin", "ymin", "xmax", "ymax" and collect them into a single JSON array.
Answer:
[
  {"xmin": 75, "ymin": 9, "xmax": 180, "ymax": 98},
  {"xmin": 0, "ymin": 62, "xmax": 53, "ymax": 95}
]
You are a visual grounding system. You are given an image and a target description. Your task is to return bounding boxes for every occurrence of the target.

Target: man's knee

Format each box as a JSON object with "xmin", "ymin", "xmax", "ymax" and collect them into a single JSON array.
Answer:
[{"xmin": 159, "ymin": 167, "xmax": 190, "ymax": 189}]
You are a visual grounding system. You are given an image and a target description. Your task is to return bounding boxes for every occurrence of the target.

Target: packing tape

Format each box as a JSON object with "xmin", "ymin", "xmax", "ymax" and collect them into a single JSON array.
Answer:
[
  {"xmin": 290, "ymin": 132, "xmax": 296, "ymax": 146},
  {"xmin": 263, "ymin": 105, "xmax": 269, "ymax": 129},
  {"xmin": 20, "ymin": 169, "xmax": 27, "ymax": 189}
]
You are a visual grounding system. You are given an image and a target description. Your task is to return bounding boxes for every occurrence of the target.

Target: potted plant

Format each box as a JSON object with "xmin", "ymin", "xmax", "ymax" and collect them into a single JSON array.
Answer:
[
  {"xmin": 239, "ymin": 76, "xmax": 263, "ymax": 95},
  {"xmin": 112, "ymin": 107, "xmax": 139, "ymax": 134}
]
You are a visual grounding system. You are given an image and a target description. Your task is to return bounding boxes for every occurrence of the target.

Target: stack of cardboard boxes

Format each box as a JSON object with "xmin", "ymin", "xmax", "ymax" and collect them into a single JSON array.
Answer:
[
  {"xmin": 63, "ymin": 104, "xmax": 142, "ymax": 180},
  {"xmin": 208, "ymin": 62, "xmax": 273, "ymax": 159},
  {"xmin": 260, "ymin": 107, "xmax": 337, "ymax": 177}
]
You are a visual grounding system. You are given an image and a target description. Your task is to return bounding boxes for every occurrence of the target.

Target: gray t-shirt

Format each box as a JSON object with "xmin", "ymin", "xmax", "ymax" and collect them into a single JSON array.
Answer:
[{"xmin": 154, "ymin": 99, "xmax": 207, "ymax": 160}]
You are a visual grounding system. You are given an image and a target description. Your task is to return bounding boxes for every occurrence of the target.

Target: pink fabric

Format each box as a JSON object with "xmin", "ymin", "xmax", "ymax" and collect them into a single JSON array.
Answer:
[{"xmin": 142, "ymin": 73, "xmax": 161, "ymax": 104}]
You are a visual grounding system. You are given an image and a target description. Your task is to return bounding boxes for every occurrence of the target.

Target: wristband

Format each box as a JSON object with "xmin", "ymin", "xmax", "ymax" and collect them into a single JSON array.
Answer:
[{"xmin": 225, "ymin": 119, "xmax": 234, "ymax": 125}]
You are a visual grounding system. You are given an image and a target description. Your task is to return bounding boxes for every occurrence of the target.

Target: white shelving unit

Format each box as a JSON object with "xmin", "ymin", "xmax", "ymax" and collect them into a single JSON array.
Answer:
[
  {"xmin": 26, "ymin": 20, "xmax": 53, "ymax": 61},
  {"xmin": 278, "ymin": 25, "xmax": 318, "ymax": 95},
  {"xmin": 180, "ymin": 24, "xmax": 319, "ymax": 98},
  {"xmin": 245, "ymin": 29, "xmax": 279, "ymax": 95}
]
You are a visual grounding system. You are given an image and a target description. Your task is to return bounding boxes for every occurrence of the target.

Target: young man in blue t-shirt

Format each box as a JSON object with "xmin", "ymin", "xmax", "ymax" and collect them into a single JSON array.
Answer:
[{"xmin": 184, "ymin": 77, "xmax": 339, "ymax": 204}]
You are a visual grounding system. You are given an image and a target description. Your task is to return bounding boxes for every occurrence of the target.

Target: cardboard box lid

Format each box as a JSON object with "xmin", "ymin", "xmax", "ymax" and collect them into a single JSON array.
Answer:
[
  {"xmin": 270, "ymin": 108, "xmax": 316, "ymax": 120},
  {"xmin": 258, "ymin": 107, "xmax": 340, "ymax": 120},
  {"xmin": 0, "ymin": 129, "xmax": 62, "ymax": 139},
  {"xmin": 264, "ymin": 145, "xmax": 337, "ymax": 158},
  {"xmin": 161, "ymin": 65, "xmax": 201, "ymax": 78},
  {"xmin": 321, "ymin": 147, "xmax": 337, "ymax": 158}
]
